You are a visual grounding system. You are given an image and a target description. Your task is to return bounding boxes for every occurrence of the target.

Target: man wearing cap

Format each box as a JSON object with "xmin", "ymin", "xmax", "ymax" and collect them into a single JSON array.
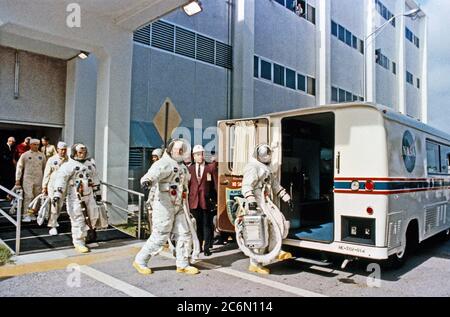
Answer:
[
  {"xmin": 188, "ymin": 144, "xmax": 218, "ymax": 256},
  {"xmin": 42, "ymin": 142, "xmax": 69, "ymax": 235},
  {"xmin": 40, "ymin": 136, "xmax": 57, "ymax": 161},
  {"xmin": 15, "ymin": 139, "xmax": 46, "ymax": 222},
  {"xmin": 14, "ymin": 136, "xmax": 31, "ymax": 163}
]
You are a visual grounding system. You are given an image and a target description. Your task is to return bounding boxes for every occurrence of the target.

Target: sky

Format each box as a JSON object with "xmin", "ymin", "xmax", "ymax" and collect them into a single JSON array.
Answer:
[{"xmin": 419, "ymin": 0, "xmax": 450, "ymax": 134}]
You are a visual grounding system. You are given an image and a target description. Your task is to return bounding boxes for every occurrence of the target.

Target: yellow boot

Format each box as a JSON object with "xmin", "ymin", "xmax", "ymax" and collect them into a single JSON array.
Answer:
[
  {"xmin": 74, "ymin": 244, "xmax": 90, "ymax": 254},
  {"xmin": 277, "ymin": 250, "xmax": 293, "ymax": 261},
  {"xmin": 248, "ymin": 264, "xmax": 270, "ymax": 275},
  {"xmin": 176, "ymin": 266, "xmax": 200, "ymax": 275},
  {"xmin": 133, "ymin": 262, "xmax": 153, "ymax": 275}
]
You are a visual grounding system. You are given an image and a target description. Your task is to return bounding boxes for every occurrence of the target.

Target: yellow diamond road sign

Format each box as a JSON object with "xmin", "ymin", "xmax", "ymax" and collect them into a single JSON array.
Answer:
[{"xmin": 153, "ymin": 98, "xmax": 182, "ymax": 145}]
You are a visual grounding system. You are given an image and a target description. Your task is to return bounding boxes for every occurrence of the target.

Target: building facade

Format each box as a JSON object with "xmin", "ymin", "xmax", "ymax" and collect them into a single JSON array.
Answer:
[{"xmin": 131, "ymin": 0, "xmax": 427, "ymax": 150}]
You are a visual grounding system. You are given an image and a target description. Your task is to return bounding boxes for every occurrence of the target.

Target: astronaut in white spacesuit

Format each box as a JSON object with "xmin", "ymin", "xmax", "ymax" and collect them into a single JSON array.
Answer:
[
  {"xmin": 133, "ymin": 140, "xmax": 199, "ymax": 275},
  {"xmin": 52, "ymin": 144, "xmax": 105, "ymax": 253},
  {"xmin": 42, "ymin": 141, "xmax": 69, "ymax": 235},
  {"xmin": 241, "ymin": 143, "xmax": 293, "ymax": 274}
]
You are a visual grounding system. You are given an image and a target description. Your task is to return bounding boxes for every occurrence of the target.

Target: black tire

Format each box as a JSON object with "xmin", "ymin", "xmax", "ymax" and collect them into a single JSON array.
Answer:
[{"xmin": 384, "ymin": 221, "xmax": 419, "ymax": 270}]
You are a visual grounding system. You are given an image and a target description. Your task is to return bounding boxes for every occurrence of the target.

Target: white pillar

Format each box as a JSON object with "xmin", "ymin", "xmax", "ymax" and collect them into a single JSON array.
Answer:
[
  {"xmin": 94, "ymin": 38, "xmax": 133, "ymax": 225},
  {"xmin": 232, "ymin": 0, "xmax": 255, "ymax": 118},
  {"xmin": 420, "ymin": 15, "xmax": 428, "ymax": 123},
  {"xmin": 317, "ymin": 0, "xmax": 331, "ymax": 105},
  {"xmin": 365, "ymin": 0, "xmax": 376, "ymax": 103},
  {"xmin": 396, "ymin": 0, "xmax": 407, "ymax": 114},
  {"xmin": 64, "ymin": 56, "xmax": 98, "ymax": 151}
]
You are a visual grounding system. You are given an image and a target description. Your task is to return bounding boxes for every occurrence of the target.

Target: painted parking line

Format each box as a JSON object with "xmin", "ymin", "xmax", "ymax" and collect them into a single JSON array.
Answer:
[
  {"xmin": 79, "ymin": 265, "xmax": 155, "ymax": 297},
  {"xmin": 157, "ymin": 251, "xmax": 327, "ymax": 297},
  {"xmin": 1, "ymin": 228, "xmax": 117, "ymax": 242}
]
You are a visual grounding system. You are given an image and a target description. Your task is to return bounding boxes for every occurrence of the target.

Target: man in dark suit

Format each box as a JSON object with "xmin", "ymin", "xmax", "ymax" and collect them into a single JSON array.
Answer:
[
  {"xmin": 0, "ymin": 137, "xmax": 16, "ymax": 198},
  {"xmin": 188, "ymin": 145, "xmax": 218, "ymax": 256}
]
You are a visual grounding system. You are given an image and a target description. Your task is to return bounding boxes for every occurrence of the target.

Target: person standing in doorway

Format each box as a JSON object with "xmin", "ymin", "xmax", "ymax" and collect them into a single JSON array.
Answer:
[
  {"xmin": 188, "ymin": 145, "xmax": 218, "ymax": 256},
  {"xmin": 0, "ymin": 137, "xmax": 16, "ymax": 198},
  {"xmin": 40, "ymin": 136, "xmax": 57, "ymax": 161},
  {"xmin": 14, "ymin": 136, "xmax": 31, "ymax": 163}
]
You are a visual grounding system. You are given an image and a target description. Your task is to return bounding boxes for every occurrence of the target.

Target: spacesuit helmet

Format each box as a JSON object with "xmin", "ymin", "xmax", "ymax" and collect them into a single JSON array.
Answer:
[
  {"xmin": 152, "ymin": 148, "xmax": 163, "ymax": 160},
  {"xmin": 166, "ymin": 139, "xmax": 188, "ymax": 163},
  {"xmin": 71, "ymin": 143, "xmax": 89, "ymax": 161},
  {"xmin": 254, "ymin": 143, "xmax": 272, "ymax": 165}
]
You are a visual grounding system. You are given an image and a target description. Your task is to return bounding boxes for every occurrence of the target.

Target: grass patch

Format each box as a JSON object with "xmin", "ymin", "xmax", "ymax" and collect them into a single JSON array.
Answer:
[{"xmin": 0, "ymin": 244, "xmax": 14, "ymax": 266}]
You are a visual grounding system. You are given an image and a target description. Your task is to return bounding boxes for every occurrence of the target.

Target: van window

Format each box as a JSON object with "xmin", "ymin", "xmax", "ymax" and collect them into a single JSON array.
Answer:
[
  {"xmin": 440, "ymin": 145, "xmax": 450, "ymax": 174},
  {"xmin": 426, "ymin": 141, "xmax": 440, "ymax": 174}
]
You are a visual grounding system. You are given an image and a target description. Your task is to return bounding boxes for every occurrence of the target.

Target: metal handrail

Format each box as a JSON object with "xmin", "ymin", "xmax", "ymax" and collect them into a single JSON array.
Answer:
[
  {"xmin": 0, "ymin": 185, "xmax": 23, "ymax": 255},
  {"xmin": 100, "ymin": 181, "xmax": 145, "ymax": 239}
]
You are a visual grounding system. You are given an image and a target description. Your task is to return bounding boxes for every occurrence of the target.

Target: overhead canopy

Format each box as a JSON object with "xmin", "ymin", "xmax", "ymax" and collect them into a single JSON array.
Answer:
[{"xmin": 130, "ymin": 121, "xmax": 163, "ymax": 148}]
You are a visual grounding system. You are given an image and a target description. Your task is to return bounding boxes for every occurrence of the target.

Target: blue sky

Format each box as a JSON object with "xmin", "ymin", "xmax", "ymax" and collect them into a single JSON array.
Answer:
[{"xmin": 419, "ymin": 0, "xmax": 450, "ymax": 134}]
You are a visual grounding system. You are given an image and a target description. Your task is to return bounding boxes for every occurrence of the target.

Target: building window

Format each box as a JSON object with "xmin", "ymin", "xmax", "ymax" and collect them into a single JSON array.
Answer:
[
  {"xmin": 406, "ymin": 71, "xmax": 414, "ymax": 85},
  {"xmin": 338, "ymin": 25, "xmax": 345, "ymax": 42},
  {"xmin": 345, "ymin": 91, "xmax": 352, "ymax": 102},
  {"xmin": 331, "ymin": 87, "xmax": 338, "ymax": 102},
  {"xmin": 359, "ymin": 39, "xmax": 364, "ymax": 54},
  {"xmin": 331, "ymin": 20, "xmax": 338, "ymax": 36},
  {"xmin": 345, "ymin": 30, "xmax": 352, "ymax": 46},
  {"xmin": 352, "ymin": 35, "xmax": 358, "ymax": 49},
  {"xmin": 306, "ymin": 4, "xmax": 316, "ymax": 24},
  {"xmin": 417, "ymin": 78, "xmax": 420, "ymax": 89},
  {"xmin": 375, "ymin": 0, "xmax": 396, "ymax": 28},
  {"xmin": 286, "ymin": 68, "xmax": 296, "ymax": 90},
  {"xmin": 414, "ymin": 36, "xmax": 420, "ymax": 48},
  {"xmin": 375, "ymin": 49, "xmax": 391, "ymax": 71},
  {"xmin": 392, "ymin": 61, "xmax": 397, "ymax": 75},
  {"xmin": 275, "ymin": 0, "xmax": 285, "ymax": 6},
  {"xmin": 254, "ymin": 56, "xmax": 259, "ymax": 78},
  {"xmin": 406, "ymin": 27, "xmax": 414, "ymax": 42},
  {"xmin": 337, "ymin": 89, "xmax": 345, "ymax": 102},
  {"xmin": 332, "ymin": 20, "xmax": 363, "ymax": 54},
  {"xmin": 307, "ymin": 76, "xmax": 316, "ymax": 95},
  {"xmin": 261, "ymin": 59, "xmax": 272, "ymax": 81},
  {"xmin": 274, "ymin": 64, "xmax": 285, "ymax": 86},
  {"xmin": 297, "ymin": 74, "xmax": 306, "ymax": 91}
]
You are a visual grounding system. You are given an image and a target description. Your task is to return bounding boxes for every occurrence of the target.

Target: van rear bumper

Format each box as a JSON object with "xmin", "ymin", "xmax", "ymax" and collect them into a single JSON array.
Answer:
[{"xmin": 283, "ymin": 239, "xmax": 389, "ymax": 260}]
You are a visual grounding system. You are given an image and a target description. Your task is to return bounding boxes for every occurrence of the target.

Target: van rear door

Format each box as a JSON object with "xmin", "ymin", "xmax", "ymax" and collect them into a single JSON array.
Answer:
[{"xmin": 217, "ymin": 117, "xmax": 270, "ymax": 232}]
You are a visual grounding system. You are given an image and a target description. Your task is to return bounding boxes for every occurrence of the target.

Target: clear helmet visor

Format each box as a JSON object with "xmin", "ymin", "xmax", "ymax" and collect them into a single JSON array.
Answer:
[{"xmin": 255, "ymin": 144, "xmax": 272, "ymax": 164}]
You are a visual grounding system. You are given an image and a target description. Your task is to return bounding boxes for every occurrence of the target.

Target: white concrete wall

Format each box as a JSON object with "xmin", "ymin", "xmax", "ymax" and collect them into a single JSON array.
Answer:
[{"xmin": 0, "ymin": 45, "xmax": 66, "ymax": 126}]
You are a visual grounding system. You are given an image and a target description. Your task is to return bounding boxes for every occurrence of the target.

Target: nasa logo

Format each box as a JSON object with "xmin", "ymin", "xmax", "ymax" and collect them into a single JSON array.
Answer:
[{"xmin": 402, "ymin": 130, "xmax": 416, "ymax": 173}]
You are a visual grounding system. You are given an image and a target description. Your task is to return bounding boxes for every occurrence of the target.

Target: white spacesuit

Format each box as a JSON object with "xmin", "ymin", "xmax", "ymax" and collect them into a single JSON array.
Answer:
[
  {"xmin": 240, "ymin": 143, "xmax": 293, "ymax": 274},
  {"xmin": 15, "ymin": 139, "xmax": 46, "ymax": 222},
  {"xmin": 52, "ymin": 144, "xmax": 105, "ymax": 253},
  {"xmin": 42, "ymin": 142, "xmax": 69, "ymax": 235},
  {"xmin": 133, "ymin": 140, "xmax": 199, "ymax": 275}
]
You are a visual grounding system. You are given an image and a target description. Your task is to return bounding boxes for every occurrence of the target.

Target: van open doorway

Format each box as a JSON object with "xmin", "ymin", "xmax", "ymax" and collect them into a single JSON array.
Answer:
[{"xmin": 280, "ymin": 112, "xmax": 335, "ymax": 243}]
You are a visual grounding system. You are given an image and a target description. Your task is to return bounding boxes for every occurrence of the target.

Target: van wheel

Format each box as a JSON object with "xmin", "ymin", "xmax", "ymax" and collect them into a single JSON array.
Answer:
[{"xmin": 384, "ymin": 221, "xmax": 419, "ymax": 270}]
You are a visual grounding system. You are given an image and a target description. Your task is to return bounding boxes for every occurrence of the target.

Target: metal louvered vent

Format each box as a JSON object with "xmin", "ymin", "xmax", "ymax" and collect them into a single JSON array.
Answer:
[
  {"xmin": 196, "ymin": 34, "xmax": 215, "ymax": 64},
  {"xmin": 129, "ymin": 148, "xmax": 144, "ymax": 169},
  {"xmin": 215, "ymin": 41, "xmax": 232, "ymax": 69},
  {"xmin": 133, "ymin": 25, "xmax": 151, "ymax": 46},
  {"xmin": 151, "ymin": 21, "xmax": 175, "ymax": 52},
  {"xmin": 425, "ymin": 207, "xmax": 438, "ymax": 234},
  {"xmin": 175, "ymin": 27, "xmax": 196, "ymax": 59}
]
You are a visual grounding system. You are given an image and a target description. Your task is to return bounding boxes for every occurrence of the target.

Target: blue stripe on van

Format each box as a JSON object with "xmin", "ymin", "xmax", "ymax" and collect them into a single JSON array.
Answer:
[{"xmin": 334, "ymin": 180, "xmax": 450, "ymax": 191}]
